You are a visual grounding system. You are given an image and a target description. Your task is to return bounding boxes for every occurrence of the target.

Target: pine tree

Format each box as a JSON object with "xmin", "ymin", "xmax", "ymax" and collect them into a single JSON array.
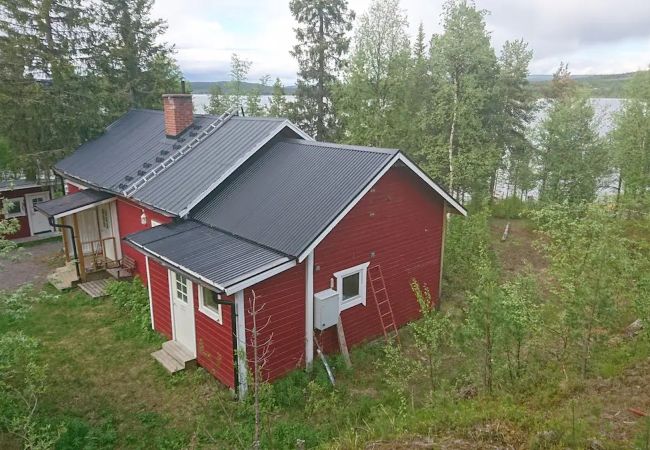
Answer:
[
  {"xmin": 289, "ymin": 0, "xmax": 355, "ymax": 140},
  {"xmin": 337, "ymin": 0, "xmax": 411, "ymax": 148},
  {"xmin": 268, "ymin": 78, "xmax": 288, "ymax": 118},
  {"xmin": 246, "ymin": 75, "xmax": 269, "ymax": 117},
  {"xmin": 0, "ymin": 0, "xmax": 102, "ymax": 177},
  {"xmin": 207, "ymin": 53, "xmax": 252, "ymax": 115},
  {"xmin": 91, "ymin": 0, "xmax": 181, "ymax": 113}
]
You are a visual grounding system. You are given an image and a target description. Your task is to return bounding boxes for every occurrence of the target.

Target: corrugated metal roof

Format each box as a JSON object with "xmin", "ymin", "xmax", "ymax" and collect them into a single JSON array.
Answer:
[
  {"xmin": 124, "ymin": 220, "xmax": 289, "ymax": 290},
  {"xmin": 191, "ymin": 139, "xmax": 397, "ymax": 257},
  {"xmin": 35, "ymin": 189, "xmax": 113, "ymax": 217},
  {"xmin": 54, "ymin": 110, "xmax": 296, "ymax": 215},
  {"xmin": 131, "ymin": 117, "xmax": 290, "ymax": 214}
]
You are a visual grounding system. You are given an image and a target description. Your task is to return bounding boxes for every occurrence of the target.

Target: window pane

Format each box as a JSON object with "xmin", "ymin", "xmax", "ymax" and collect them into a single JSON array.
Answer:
[
  {"xmin": 175, "ymin": 275, "xmax": 188, "ymax": 303},
  {"xmin": 203, "ymin": 288, "xmax": 221, "ymax": 316},
  {"xmin": 342, "ymin": 272, "xmax": 360, "ymax": 301},
  {"xmin": 5, "ymin": 200, "xmax": 21, "ymax": 215}
]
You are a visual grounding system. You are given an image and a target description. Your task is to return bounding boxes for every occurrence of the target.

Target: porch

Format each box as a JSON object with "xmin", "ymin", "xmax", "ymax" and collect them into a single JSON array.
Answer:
[{"xmin": 36, "ymin": 189, "xmax": 130, "ymax": 291}]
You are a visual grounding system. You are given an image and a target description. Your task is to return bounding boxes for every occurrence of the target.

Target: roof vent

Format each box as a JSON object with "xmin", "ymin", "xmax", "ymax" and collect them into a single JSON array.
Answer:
[
  {"xmin": 172, "ymin": 144, "xmax": 181, "ymax": 150},
  {"xmin": 124, "ymin": 175, "xmax": 133, "ymax": 182},
  {"xmin": 137, "ymin": 170, "xmax": 146, "ymax": 176},
  {"xmin": 155, "ymin": 156, "xmax": 164, "ymax": 163},
  {"xmin": 118, "ymin": 183, "xmax": 128, "ymax": 190},
  {"xmin": 160, "ymin": 149, "xmax": 170, "ymax": 155},
  {"xmin": 142, "ymin": 162, "xmax": 152, "ymax": 169}
]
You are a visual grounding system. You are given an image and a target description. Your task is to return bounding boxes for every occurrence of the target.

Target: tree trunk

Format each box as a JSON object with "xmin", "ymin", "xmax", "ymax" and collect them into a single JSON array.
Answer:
[{"xmin": 448, "ymin": 76, "xmax": 459, "ymax": 193}]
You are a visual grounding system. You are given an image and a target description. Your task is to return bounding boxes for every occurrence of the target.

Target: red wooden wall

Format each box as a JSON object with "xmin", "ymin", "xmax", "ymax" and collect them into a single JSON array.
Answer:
[
  {"xmin": 149, "ymin": 259, "xmax": 172, "ymax": 339},
  {"xmin": 115, "ymin": 197, "xmax": 171, "ymax": 282},
  {"xmin": 194, "ymin": 287, "xmax": 235, "ymax": 388},
  {"xmin": 314, "ymin": 166, "xmax": 445, "ymax": 353},
  {"xmin": 243, "ymin": 261, "xmax": 306, "ymax": 382},
  {"xmin": 241, "ymin": 166, "xmax": 445, "ymax": 382}
]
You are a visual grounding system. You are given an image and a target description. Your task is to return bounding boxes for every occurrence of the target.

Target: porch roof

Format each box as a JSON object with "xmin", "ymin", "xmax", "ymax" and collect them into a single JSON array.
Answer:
[
  {"xmin": 124, "ymin": 220, "xmax": 294, "ymax": 295},
  {"xmin": 35, "ymin": 189, "xmax": 114, "ymax": 219}
]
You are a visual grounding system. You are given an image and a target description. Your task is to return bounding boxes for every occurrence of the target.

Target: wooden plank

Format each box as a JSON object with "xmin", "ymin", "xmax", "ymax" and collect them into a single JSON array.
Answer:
[
  {"xmin": 337, "ymin": 317, "xmax": 352, "ymax": 369},
  {"xmin": 72, "ymin": 213, "xmax": 86, "ymax": 281}
]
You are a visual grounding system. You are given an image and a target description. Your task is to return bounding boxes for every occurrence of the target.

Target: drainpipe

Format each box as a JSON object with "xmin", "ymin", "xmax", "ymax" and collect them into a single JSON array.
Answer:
[{"xmin": 48, "ymin": 216, "xmax": 80, "ymax": 279}]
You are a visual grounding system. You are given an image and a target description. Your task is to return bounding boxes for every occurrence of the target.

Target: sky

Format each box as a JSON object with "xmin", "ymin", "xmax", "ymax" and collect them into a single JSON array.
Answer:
[{"xmin": 151, "ymin": 0, "xmax": 650, "ymax": 84}]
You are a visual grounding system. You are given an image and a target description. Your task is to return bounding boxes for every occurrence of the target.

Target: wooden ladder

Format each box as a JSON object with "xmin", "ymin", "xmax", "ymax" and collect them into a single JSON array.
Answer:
[{"xmin": 368, "ymin": 265, "xmax": 400, "ymax": 345}]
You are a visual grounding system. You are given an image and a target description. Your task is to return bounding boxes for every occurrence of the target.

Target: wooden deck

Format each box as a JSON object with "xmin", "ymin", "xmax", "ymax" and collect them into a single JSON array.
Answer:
[{"xmin": 78, "ymin": 278, "xmax": 111, "ymax": 298}]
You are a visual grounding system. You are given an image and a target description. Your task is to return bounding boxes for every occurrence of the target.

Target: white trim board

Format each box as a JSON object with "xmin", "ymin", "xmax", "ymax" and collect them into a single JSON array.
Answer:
[
  {"xmin": 179, "ymin": 120, "xmax": 314, "ymax": 217},
  {"xmin": 235, "ymin": 290, "xmax": 248, "ymax": 398},
  {"xmin": 51, "ymin": 197, "xmax": 115, "ymax": 220},
  {"xmin": 297, "ymin": 152, "xmax": 466, "ymax": 263},
  {"xmin": 145, "ymin": 256, "xmax": 155, "ymax": 329}
]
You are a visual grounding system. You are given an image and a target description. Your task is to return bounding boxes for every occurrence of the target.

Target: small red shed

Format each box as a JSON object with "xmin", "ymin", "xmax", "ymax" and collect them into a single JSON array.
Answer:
[{"xmin": 1, "ymin": 180, "xmax": 54, "ymax": 239}]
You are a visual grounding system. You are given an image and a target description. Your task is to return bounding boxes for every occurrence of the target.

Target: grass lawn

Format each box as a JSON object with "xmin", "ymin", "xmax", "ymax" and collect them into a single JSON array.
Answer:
[{"xmin": 1, "ymin": 219, "xmax": 650, "ymax": 449}]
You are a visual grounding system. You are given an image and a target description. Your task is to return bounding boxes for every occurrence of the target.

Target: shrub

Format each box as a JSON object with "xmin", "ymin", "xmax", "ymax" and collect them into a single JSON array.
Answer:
[
  {"xmin": 0, "ymin": 284, "xmax": 60, "ymax": 321},
  {"xmin": 105, "ymin": 278, "xmax": 152, "ymax": 335},
  {"xmin": 0, "ymin": 331, "xmax": 64, "ymax": 449}
]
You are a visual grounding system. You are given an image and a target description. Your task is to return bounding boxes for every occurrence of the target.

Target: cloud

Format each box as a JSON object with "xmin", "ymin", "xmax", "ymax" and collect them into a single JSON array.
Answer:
[{"xmin": 152, "ymin": 0, "xmax": 650, "ymax": 81}]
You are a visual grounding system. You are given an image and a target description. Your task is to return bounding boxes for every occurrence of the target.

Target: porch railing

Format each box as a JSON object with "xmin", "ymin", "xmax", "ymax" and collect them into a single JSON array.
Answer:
[{"xmin": 80, "ymin": 237, "xmax": 119, "ymax": 272}]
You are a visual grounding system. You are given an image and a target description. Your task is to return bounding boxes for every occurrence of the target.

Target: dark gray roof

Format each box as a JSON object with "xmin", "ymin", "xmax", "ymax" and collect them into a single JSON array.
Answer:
[
  {"xmin": 191, "ymin": 139, "xmax": 397, "ymax": 257},
  {"xmin": 0, "ymin": 179, "xmax": 43, "ymax": 192},
  {"xmin": 54, "ymin": 110, "xmax": 301, "ymax": 215},
  {"xmin": 124, "ymin": 220, "xmax": 289, "ymax": 290},
  {"xmin": 35, "ymin": 189, "xmax": 113, "ymax": 217}
]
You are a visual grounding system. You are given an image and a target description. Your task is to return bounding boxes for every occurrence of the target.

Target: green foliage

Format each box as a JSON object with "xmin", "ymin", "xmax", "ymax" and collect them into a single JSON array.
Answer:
[
  {"xmin": 337, "ymin": 0, "xmax": 411, "ymax": 148},
  {"xmin": 105, "ymin": 278, "xmax": 153, "ymax": 336},
  {"xmin": 289, "ymin": 0, "xmax": 354, "ymax": 139},
  {"xmin": 0, "ymin": 206, "xmax": 20, "ymax": 257},
  {"xmin": 490, "ymin": 196, "xmax": 530, "ymax": 219},
  {"xmin": 443, "ymin": 209, "xmax": 492, "ymax": 293},
  {"xmin": 611, "ymin": 69, "xmax": 650, "ymax": 208},
  {"xmin": 207, "ymin": 53, "xmax": 255, "ymax": 115},
  {"xmin": 267, "ymin": 78, "xmax": 289, "ymax": 118},
  {"xmin": 0, "ymin": 332, "xmax": 64, "ymax": 449},
  {"xmin": 410, "ymin": 280, "xmax": 452, "ymax": 391},
  {"xmin": 0, "ymin": 285, "xmax": 60, "ymax": 321},
  {"xmin": 536, "ymin": 90, "xmax": 608, "ymax": 204},
  {"xmin": 531, "ymin": 203, "xmax": 635, "ymax": 375}
]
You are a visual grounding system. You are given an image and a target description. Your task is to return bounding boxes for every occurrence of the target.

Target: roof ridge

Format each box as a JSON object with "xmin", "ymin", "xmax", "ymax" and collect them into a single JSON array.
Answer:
[{"xmin": 279, "ymin": 137, "xmax": 399, "ymax": 155}]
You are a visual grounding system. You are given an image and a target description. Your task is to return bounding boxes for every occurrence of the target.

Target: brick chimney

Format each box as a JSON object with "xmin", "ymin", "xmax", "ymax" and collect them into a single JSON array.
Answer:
[{"xmin": 162, "ymin": 94, "xmax": 193, "ymax": 137}]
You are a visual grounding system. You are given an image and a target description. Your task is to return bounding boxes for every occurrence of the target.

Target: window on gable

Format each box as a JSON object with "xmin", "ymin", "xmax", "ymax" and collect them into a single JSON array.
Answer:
[
  {"xmin": 3, "ymin": 198, "xmax": 25, "ymax": 218},
  {"xmin": 334, "ymin": 262, "xmax": 370, "ymax": 311},
  {"xmin": 199, "ymin": 286, "xmax": 222, "ymax": 324}
]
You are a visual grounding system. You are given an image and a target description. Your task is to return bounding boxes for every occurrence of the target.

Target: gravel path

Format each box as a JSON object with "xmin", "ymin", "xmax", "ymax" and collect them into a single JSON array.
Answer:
[{"xmin": 0, "ymin": 240, "xmax": 64, "ymax": 292}]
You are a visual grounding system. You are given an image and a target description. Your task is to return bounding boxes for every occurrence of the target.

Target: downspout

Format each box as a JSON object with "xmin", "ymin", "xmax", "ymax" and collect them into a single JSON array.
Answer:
[{"xmin": 48, "ymin": 216, "xmax": 80, "ymax": 279}]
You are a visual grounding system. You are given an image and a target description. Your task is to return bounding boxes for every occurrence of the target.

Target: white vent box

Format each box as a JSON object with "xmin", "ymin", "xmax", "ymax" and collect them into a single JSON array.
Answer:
[{"xmin": 314, "ymin": 288, "xmax": 339, "ymax": 330}]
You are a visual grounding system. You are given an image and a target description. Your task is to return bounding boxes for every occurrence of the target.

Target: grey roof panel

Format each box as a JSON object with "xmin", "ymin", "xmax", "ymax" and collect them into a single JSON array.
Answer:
[
  {"xmin": 124, "ymin": 220, "xmax": 288, "ymax": 289},
  {"xmin": 54, "ymin": 110, "xmax": 294, "ymax": 215},
  {"xmin": 35, "ymin": 189, "xmax": 113, "ymax": 217},
  {"xmin": 191, "ymin": 139, "xmax": 396, "ymax": 257},
  {"xmin": 131, "ymin": 117, "xmax": 289, "ymax": 214}
]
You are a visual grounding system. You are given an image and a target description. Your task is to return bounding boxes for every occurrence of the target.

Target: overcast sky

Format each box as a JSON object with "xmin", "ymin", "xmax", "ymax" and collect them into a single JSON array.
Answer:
[{"xmin": 151, "ymin": 0, "xmax": 650, "ymax": 84}]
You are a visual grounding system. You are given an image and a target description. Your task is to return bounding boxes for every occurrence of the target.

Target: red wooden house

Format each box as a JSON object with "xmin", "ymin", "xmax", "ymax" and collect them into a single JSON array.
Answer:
[{"xmin": 37, "ymin": 93, "xmax": 466, "ymax": 394}]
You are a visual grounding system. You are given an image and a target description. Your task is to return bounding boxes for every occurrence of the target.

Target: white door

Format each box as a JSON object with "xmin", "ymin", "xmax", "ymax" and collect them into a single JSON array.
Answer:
[
  {"xmin": 25, "ymin": 192, "xmax": 52, "ymax": 235},
  {"xmin": 97, "ymin": 204, "xmax": 116, "ymax": 261},
  {"xmin": 169, "ymin": 271, "xmax": 196, "ymax": 355}
]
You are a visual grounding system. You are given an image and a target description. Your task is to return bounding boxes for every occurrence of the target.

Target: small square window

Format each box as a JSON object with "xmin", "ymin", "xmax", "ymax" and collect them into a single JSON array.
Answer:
[
  {"xmin": 174, "ymin": 273, "xmax": 189, "ymax": 303},
  {"xmin": 342, "ymin": 272, "xmax": 360, "ymax": 300},
  {"xmin": 3, "ymin": 198, "xmax": 25, "ymax": 218},
  {"xmin": 334, "ymin": 262, "xmax": 370, "ymax": 311},
  {"xmin": 199, "ymin": 286, "xmax": 222, "ymax": 324}
]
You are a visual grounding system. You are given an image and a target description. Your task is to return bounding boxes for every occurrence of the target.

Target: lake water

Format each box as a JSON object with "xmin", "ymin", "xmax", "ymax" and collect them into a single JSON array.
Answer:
[{"xmin": 193, "ymin": 95, "xmax": 622, "ymax": 135}]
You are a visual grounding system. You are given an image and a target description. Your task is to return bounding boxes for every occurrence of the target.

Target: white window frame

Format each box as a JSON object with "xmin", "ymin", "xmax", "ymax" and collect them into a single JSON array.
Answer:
[
  {"xmin": 198, "ymin": 285, "xmax": 223, "ymax": 324},
  {"xmin": 3, "ymin": 197, "xmax": 25, "ymax": 218},
  {"xmin": 334, "ymin": 262, "xmax": 370, "ymax": 311},
  {"xmin": 171, "ymin": 271, "xmax": 190, "ymax": 304},
  {"xmin": 150, "ymin": 219, "xmax": 161, "ymax": 227}
]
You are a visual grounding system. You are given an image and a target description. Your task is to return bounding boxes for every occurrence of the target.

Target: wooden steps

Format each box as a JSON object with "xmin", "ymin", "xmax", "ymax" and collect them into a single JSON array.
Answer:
[
  {"xmin": 78, "ymin": 278, "xmax": 111, "ymax": 298},
  {"xmin": 152, "ymin": 341, "xmax": 196, "ymax": 374}
]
